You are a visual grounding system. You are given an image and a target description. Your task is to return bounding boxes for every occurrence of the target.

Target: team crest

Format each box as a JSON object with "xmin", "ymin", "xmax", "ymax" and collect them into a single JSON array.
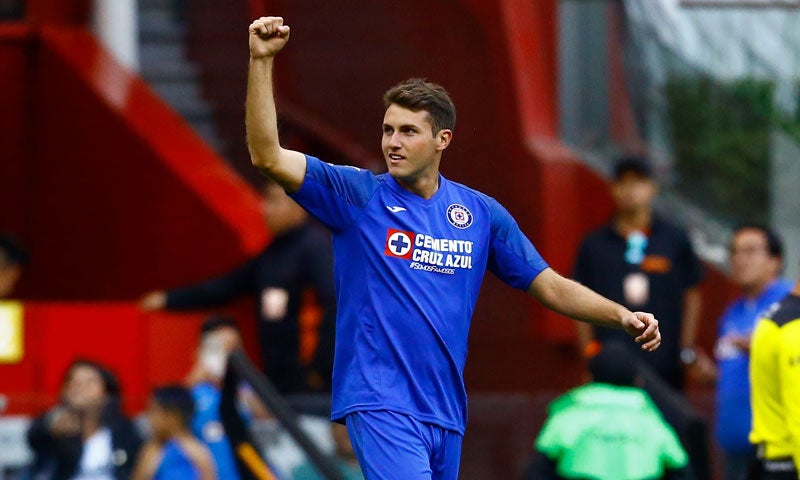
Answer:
[{"xmin": 446, "ymin": 204, "xmax": 473, "ymax": 229}]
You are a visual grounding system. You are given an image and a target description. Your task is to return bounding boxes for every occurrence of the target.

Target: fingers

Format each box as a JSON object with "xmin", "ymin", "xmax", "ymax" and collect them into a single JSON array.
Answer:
[
  {"xmin": 633, "ymin": 312, "xmax": 660, "ymax": 351},
  {"xmin": 249, "ymin": 16, "xmax": 290, "ymax": 38},
  {"xmin": 639, "ymin": 333, "xmax": 661, "ymax": 352}
]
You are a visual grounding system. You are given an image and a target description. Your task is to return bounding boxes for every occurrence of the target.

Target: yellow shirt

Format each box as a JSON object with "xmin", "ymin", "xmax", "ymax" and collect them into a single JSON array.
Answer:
[{"xmin": 749, "ymin": 293, "xmax": 800, "ymax": 472}]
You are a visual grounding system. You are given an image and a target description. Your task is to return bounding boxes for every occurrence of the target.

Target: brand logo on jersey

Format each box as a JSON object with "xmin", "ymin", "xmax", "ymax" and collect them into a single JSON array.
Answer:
[
  {"xmin": 384, "ymin": 228, "xmax": 474, "ymax": 274},
  {"xmin": 446, "ymin": 204, "xmax": 473, "ymax": 229},
  {"xmin": 385, "ymin": 205, "xmax": 407, "ymax": 213},
  {"xmin": 384, "ymin": 229, "xmax": 414, "ymax": 259}
]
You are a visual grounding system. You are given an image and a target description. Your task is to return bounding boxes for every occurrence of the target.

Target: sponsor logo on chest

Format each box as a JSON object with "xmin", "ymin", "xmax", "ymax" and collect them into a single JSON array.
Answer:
[
  {"xmin": 384, "ymin": 228, "xmax": 474, "ymax": 274},
  {"xmin": 381, "ymin": 203, "xmax": 476, "ymax": 275}
]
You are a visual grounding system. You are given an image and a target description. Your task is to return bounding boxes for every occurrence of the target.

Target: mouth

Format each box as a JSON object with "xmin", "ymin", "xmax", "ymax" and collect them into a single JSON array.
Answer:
[{"xmin": 387, "ymin": 153, "xmax": 405, "ymax": 164}]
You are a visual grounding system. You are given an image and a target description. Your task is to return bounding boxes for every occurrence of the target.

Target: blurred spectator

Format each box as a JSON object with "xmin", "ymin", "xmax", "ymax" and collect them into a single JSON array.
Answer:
[
  {"xmin": 186, "ymin": 315, "xmax": 270, "ymax": 480},
  {"xmin": 521, "ymin": 342, "xmax": 689, "ymax": 480},
  {"xmin": 141, "ymin": 180, "xmax": 336, "ymax": 394},
  {"xmin": 0, "ymin": 233, "xmax": 28, "ymax": 298},
  {"xmin": 132, "ymin": 385, "xmax": 216, "ymax": 480},
  {"xmin": 26, "ymin": 359, "xmax": 142, "ymax": 480},
  {"xmin": 573, "ymin": 157, "xmax": 704, "ymax": 390},
  {"xmin": 747, "ymin": 280, "xmax": 800, "ymax": 480},
  {"xmin": 698, "ymin": 225, "xmax": 793, "ymax": 480},
  {"xmin": 290, "ymin": 423, "xmax": 364, "ymax": 480}
]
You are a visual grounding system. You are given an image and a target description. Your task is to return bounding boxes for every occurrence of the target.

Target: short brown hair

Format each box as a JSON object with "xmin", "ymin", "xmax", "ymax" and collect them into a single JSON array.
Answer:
[{"xmin": 383, "ymin": 78, "xmax": 456, "ymax": 135}]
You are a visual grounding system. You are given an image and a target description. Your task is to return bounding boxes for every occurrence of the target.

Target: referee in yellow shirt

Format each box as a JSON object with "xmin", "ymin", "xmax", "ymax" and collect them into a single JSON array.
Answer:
[{"xmin": 749, "ymin": 280, "xmax": 800, "ymax": 479}]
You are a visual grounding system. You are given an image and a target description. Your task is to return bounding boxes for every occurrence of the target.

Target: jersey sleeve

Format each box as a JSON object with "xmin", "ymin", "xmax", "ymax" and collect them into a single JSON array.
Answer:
[
  {"xmin": 486, "ymin": 198, "xmax": 549, "ymax": 290},
  {"xmin": 289, "ymin": 155, "xmax": 378, "ymax": 232},
  {"xmin": 535, "ymin": 410, "xmax": 570, "ymax": 460},
  {"xmin": 655, "ymin": 416, "xmax": 689, "ymax": 470},
  {"xmin": 778, "ymin": 321, "xmax": 800, "ymax": 470}
]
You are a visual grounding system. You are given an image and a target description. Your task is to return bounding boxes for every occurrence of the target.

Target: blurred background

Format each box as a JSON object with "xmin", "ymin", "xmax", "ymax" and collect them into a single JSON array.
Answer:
[{"xmin": 1, "ymin": 0, "xmax": 799, "ymax": 478}]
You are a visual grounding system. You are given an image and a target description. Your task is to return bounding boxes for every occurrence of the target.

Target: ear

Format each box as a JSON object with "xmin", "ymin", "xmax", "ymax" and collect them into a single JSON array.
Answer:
[{"xmin": 436, "ymin": 129, "xmax": 453, "ymax": 151}]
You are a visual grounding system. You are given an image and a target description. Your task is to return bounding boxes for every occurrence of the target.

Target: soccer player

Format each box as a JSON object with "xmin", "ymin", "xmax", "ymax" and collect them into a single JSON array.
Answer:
[{"xmin": 245, "ymin": 16, "xmax": 661, "ymax": 480}]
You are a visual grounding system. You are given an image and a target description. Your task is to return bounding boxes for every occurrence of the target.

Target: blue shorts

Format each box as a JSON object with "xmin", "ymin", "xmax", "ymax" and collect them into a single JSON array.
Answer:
[{"xmin": 346, "ymin": 410, "xmax": 463, "ymax": 480}]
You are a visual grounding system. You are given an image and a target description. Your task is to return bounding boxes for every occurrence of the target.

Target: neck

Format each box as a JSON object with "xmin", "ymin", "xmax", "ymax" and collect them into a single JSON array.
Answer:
[
  {"xmin": 396, "ymin": 172, "xmax": 440, "ymax": 199},
  {"xmin": 82, "ymin": 414, "xmax": 102, "ymax": 439},
  {"xmin": 793, "ymin": 281, "xmax": 800, "ymax": 296},
  {"xmin": 615, "ymin": 209, "xmax": 652, "ymax": 235},
  {"xmin": 741, "ymin": 278, "xmax": 775, "ymax": 299}
]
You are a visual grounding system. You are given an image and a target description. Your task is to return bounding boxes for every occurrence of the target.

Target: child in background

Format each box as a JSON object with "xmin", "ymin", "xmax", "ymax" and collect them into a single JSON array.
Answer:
[{"xmin": 132, "ymin": 385, "xmax": 217, "ymax": 480}]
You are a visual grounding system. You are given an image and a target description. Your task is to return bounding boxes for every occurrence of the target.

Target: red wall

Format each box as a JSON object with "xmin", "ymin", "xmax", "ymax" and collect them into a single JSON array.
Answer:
[
  {"xmin": 0, "ymin": 25, "xmax": 34, "ymax": 238},
  {"xmin": 0, "ymin": 26, "xmax": 268, "ymax": 301}
]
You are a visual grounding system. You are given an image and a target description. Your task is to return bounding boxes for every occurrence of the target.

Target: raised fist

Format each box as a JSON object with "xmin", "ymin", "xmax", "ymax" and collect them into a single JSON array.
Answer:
[{"xmin": 249, "ymin": 16, "xmax": 291, "ymax": 59}]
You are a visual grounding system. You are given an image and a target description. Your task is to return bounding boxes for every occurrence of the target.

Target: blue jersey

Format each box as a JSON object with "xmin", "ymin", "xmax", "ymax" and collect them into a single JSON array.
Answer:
[
  {"xmin": 291, "ymin": 156, "xmax": 548, "ymax": 433},
  {"xmin": 714, "ymin": 279, "xmax": 794, "ymax": 453},
  {"xmin": 154, "ymin": 440, "xmax": 200, "ymax": 480},
  {"xmin": 191, "ymin": 383, "xmax": 240, "ymax": 480}
]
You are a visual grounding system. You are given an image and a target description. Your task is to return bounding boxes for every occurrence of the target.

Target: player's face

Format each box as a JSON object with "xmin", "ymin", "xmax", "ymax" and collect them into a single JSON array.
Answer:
[
  {"xmin": 730, "ymin": 229, "xmax": 780, "ymax": 291},
  {"xmin": 381, "ymin": 104, "xmax": 451, "ymax": 190},
  {"xmin": 146, "ymin": 400, "xmax": 171, "ymax": 442},
  {"xmin": 63, "ymin": 365, "xmax": 108, "ymax": 411},
  {"xmin": 611, "ymin": 172, "xmax": 657, "ymax": 214}
]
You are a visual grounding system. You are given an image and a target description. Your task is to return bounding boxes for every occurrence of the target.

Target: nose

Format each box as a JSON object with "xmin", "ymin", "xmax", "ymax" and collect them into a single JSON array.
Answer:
[{"xmin": 388, "ymin": 132, "xmax": 401, "ymax": 149}]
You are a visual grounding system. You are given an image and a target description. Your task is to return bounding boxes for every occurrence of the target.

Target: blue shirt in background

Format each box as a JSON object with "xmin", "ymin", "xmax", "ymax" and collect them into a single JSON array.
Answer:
[
  {"xmin": 154, "ymin": 439, "xmax": 200, "ymax": 480},
  {"xmin": 714, "ymin": 279, "xmax": 794, "ymax": 453},
  {"xmin": 191, "ymin": 382, "xmax": 241, "ymax": 480}
]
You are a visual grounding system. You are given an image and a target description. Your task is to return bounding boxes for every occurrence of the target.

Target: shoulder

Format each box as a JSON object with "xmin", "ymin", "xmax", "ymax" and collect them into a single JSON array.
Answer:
[
  {"xmin": 766, "ymin": 294, "xmax": 800, "ymax": 328},
  {"xmin": 443, "ymin": 179, "xmax": 515, "ymax": 228},
  {"xmin": 775, "ymin": 279, "xmax": 796, "ymax": 296},
  {"xmin": 445, "ymin": 178, "xmax": 494, "ymax": 206},
  {"xmin": 652, "ymin": 216, "xmax": 691, "ymax": 240},
  {"xmin": 305, "ymin": 156, "xmax": 382, "ymax": 188},
  {"xmin": 719, "ymin": 298, "xmax": 745, "ymax": 322},
  {"xmin": 299, "ymin": 155, "xmax": 387, "ymax": 207}
]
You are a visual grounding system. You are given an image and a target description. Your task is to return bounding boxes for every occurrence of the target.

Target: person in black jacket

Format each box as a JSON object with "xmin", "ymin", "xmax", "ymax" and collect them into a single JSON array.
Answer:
[
  {"xmin": 26, "ymin": 359, "xmax": 142, "ymax": 480},
  {"xmin": 141, "ymin": 179, "xmax": 336, "ymax": 394}
]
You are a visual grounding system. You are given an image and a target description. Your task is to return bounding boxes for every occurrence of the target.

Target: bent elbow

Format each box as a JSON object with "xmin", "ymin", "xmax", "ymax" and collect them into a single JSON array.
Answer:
[{"xmin": 247, "ymin": 142, "xmax": 279, "ymax": 170}]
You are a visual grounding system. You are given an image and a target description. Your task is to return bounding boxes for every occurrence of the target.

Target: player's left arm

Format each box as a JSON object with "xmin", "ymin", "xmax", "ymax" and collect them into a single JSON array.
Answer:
[
  {"xmin": 527, "ymin": 268, "xmax": 661, "ymax": 351},
  {"xmin": 679, "ymin": 286, "xmax": 702, "ymax": 350}
]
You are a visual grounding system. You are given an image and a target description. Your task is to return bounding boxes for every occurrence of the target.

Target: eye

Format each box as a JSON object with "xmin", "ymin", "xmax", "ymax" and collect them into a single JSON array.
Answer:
[{"xmin": 383, "ymin": 126, "xmax": 393, "ymax": 135}]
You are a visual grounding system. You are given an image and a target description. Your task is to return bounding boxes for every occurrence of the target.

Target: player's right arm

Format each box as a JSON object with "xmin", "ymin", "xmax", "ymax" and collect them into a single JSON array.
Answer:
[{"xmin": 246, "ymin": 16, "xmax": 306, "ymax": 193}]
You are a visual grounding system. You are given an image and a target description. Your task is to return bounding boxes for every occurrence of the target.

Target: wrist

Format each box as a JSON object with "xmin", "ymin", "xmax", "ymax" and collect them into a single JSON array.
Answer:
[
  {"xmin": 680, "ymin": 346, "xmax": 697, "ymax": 366},
  {"xmin": 249, "ymin": 54, "xmax": 276, "ymax": 63}
]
